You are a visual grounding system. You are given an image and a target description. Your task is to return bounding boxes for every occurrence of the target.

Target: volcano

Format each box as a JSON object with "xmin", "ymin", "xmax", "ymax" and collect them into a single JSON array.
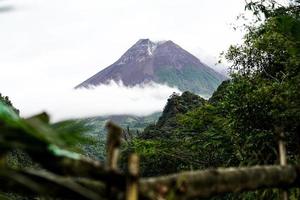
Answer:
[{"xmin": 76, "ymin": 39, "xmax": 227, "ymax": 95}]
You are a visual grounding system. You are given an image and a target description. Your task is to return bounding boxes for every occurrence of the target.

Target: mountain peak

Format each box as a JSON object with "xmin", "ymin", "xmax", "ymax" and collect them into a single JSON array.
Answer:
[
  {"xmin": 76, "ymin": 39, "xmax": 227, "ymax": 95},
  {"xmin": 134, "ymin": 39, "xmax": 175, "ymax": 49},
  {"xmin": 136, "ymin": 38, "xmax": 152, "ymax": 44}
]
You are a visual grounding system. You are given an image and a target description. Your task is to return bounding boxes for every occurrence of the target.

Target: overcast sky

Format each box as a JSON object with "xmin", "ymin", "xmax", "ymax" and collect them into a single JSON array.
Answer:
[{"xmin": 0, "ymin": 0, "xmax": 247, "ymax": 121}]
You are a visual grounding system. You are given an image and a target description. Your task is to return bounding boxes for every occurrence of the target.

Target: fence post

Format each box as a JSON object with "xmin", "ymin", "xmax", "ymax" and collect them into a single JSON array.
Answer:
[
  {"xmin": 126, "ymin": 153, "xmax": 139, "ymax": 200},
  {"xmin": 276, "ymin": 126, "xmax": 288, "ymax": 200},
  {"xmin": 105, "ymin": 121, "xmax": 122, "ymax": 199},
  {"xmin": 106, "ymin": 121, "xmax": 122, "ymax": 171},
  {"xmin": 0, "ymin": 153, "xmax": 5, "ymax": 168}
]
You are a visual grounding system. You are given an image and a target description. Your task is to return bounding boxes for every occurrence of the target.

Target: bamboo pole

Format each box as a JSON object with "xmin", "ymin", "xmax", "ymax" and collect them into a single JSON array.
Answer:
[
  {"xmin": 139, "ymin": 165, "xmax": 300, "ymax": 200},
  {"xmin": 276, "ymin": 126, "xmax": 288, "ymax": 200},
  {"xmin": 105, "ymin": 121, "xmax": 123, "ymax": 199},
  {"xmin": 126, "ymin": 153, "xmax": 140, "ymax": 200},
  {"xmin": 106, "ymin": 121, "xmax": 122, "ymax": 171}
]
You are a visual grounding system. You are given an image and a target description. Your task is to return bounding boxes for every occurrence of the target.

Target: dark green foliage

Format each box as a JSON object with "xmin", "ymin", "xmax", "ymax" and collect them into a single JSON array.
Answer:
[
  {"xmin": 208, "ymin": 80, "xmax": 230, "ymax": 104},
  {"xmin": 0, "ymin": 93, "xmax": 19, "ymax": 115},
  {"xmin": 121, "ymin": 1, "xmax": 300, "ymax": 199},
  {"xmin": 142, "ymin": 91, "xmax": 206, "ymax": 139},
  {"xmin": 223, "ymin": 0, "xmax": 300, "ymax": 167},
  {"xmin": 122, "ymin": 92, "xmax": 210, "ymax": 176},
  {"xmin": 227, "ymin": 1, "xmax": 300, "ymax": 80}
]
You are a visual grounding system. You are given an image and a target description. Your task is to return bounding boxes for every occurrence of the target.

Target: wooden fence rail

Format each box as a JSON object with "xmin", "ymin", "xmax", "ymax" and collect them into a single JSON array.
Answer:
[
  {"xmin": 1, "ymin": 165, "xmax": 300, "ymax": 200},
  {"xmin": 139, "ymin": 165, "xmax": 300, "ymax": 200},
  {"xmin": 1, "ymin": 121, "xmax": 300, "ymax": 200}
]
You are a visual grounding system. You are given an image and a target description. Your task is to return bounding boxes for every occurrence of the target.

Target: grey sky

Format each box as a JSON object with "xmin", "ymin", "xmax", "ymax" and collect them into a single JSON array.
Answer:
[{"xmin": 0, "ymin": 0, "xmax": 247, "ymax": 121}]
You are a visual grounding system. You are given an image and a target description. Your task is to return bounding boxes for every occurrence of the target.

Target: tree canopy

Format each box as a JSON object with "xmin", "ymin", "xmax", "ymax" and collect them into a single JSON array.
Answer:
[
  {"xmin": 122, "ymin": 1, "xmax": 300, "ymax": 199},
  {"xmin": 0, "ymin": 93, "xmax": 19, "ymax": 115}
]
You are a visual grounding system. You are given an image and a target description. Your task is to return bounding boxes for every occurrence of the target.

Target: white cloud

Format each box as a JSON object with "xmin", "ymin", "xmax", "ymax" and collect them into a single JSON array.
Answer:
[{"xmin": 9, "ymin": 81, "xmax": 180, "ymax": 122}]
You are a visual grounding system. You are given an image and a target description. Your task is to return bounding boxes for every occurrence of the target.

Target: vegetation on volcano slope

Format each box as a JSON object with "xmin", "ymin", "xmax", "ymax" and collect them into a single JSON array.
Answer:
[{"xmin": 154, "ymin": 65, "xmax": 225, "ymax": 96}]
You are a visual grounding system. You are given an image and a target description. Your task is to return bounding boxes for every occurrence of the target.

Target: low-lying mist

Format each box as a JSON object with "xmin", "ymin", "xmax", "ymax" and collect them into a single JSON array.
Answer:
[{"xmin": 13, "ymin": 81, "xmax": 180, "ymax": 122}]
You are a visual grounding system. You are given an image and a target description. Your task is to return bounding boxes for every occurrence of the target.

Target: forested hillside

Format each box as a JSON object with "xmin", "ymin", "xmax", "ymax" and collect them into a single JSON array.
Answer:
[
  {"xmin": 122, "ymin": 1, "xmax": 300, "ymax": 198},
  {"xmin": 52, "ymin": 113, "xmax": 160, "ymax": 160}
]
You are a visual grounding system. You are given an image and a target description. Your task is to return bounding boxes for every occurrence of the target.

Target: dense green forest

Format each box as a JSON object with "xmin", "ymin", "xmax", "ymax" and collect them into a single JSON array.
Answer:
[
  {"xmin": 0, "ymin": 0, "xmax": 299, "ymax": 199},
  {"xmin": 122, "ymin": 0, "xmax": 300, "ymax": 199}
]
